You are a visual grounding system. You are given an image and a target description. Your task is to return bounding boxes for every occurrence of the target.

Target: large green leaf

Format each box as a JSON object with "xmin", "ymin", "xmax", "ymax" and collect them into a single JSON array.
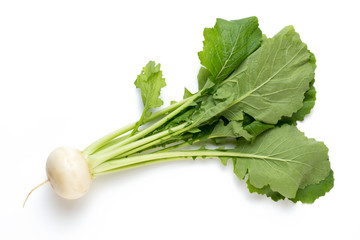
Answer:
[
  {"xmin": 198, "ymin": 17, "xmax": 262, "ymax": 84},
  {"xmin": 233, "ymin": 124, "xmax": 330, "ymax": 198},
  {"xmin": 221, "ymin": 26, "xmax": 315, "ymax": 124},
  {"xmin": 190, "ymin": 26, "xmax": 315, "ymax": 128}
]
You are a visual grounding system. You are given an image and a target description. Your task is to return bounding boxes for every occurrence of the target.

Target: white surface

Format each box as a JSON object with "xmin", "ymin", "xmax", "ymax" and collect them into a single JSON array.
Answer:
[{"xmin": 1, "ymin": 0, "xmax": 359, "ymax": 239}]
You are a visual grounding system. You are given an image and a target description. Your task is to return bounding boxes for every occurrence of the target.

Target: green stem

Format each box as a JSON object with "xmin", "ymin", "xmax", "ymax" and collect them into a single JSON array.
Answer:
[
  {"xmin": 129, "ymin": 106, "xmax": 148, "ymax": 137},
  {"xmin": 83, "ymin": 123, "xmax": 134, "ymax": 158},
  {"xmin": 88, "ymin": 91, "xmax": 202, "ymax": 167},
  {"xmin": 88, "ymin": 123, "xmax": 188, "ymax": 168},
  {"xmin": 152, "ymin": 139, "xmax": 198, "ymax": 153},
  {"xmin": 93, "ymin": 157, "xmax": 193, "ymax": 176},
  {"xmin": 83, "ymin": 98, "xmax": 188, "ymax": 156},
  {"xmin": 94, "ymin": 134, "xmax": 130, "ymax": 153},
  {"xmin": 114, "ymin": 135, "xmax": 197, "ymax": 160},
  {"xmin": 92, "ymin": 150, "xmax": 261, "ymax": 174}
]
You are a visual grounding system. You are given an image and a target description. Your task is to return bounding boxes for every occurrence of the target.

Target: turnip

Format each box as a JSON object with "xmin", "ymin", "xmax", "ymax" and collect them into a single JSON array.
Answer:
[
  {"xmin": 24, "ymin": 17, "xmax": 333, "ymax": 206},
  {"xmin": 46, "ymin": 147, "xmax": 92, "ymax": 199}
]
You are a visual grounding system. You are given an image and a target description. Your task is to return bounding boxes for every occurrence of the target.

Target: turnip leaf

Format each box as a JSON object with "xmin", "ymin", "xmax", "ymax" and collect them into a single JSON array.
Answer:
[
  {"xmin": 131, "ymin": 61, "xmax": 166, "ymax": 135},
  {"xmin": 198, "ymin": 17, "xmax": 262, "ymax": 84},
  {"xmin": 233, "ymin": 125, "xmax": 330, "ymax": 198},
  {"xmin": 222, "ymin": 26, "xmax": 315, "ymax": 124}
]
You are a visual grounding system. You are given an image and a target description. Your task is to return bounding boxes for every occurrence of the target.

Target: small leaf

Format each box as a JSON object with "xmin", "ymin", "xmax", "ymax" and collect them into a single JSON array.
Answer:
[
  {"xmin": 211, "ymin": 137, "xmax": 228, "ymax": 145},
  {"xmin": 183, "ymin": 88, "xmax": 194, "ymax": 99},
  {"xmin": 164, "ymin": 108, "xmax": 195, "ymax": 129},
  {"xmin": 187, "ymin": 128, "xmax": 201, "ymax": 134},
  {"xmin": 219, "ymin": 157, "xmax": 230, "ymax": 166},
  {"xmin": 210, "ymin": 119, "xmax": 252, "ymax": 141},
  {"xmin": 222, "ymin": 105, "xmax": 244, "ymax": 121},
  {"xmin": 131, "ymin": 61, "xmax": 166, "ymax": 135},
  {"xmin": 197, "ymin": 67, "xmax": 212, "ymax": 91},
  {"xmin": 135, "ymin": 61, "xmax": 166, "ymax": 110},
  {"xmin": 243, "ymin": 120, "xmax": 274, "ymax": 140},
  {"xmin": 198, "ymin": 17, "xmax": 262, "ymax": 84}
]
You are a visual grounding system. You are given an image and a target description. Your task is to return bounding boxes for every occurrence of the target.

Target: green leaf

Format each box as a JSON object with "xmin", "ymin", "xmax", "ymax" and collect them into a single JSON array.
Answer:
[
  {"xmin": 221, "ymin": 26, "xmax": 315, "ymax": 124},
  {"xmin": 221, "ymin": 105, "xmax": 245, "ymax": 121},
  {"xmin": 131, "ymin": 61, "xmax": 166, "ymax": 135},
  {"xmin": 247, "ymin": 180, "xmax": 285, "ymax": 201},
  {"xmin": 183, "ymin": 88, "xmax": 194, "ymax": 99},
  {"xmin": 233, "ymin": 124, "xmax": 330, "ymax": 198},
  {"xmin": 209, "ymin": 119, "xmax": 252, "ymax": 141},
  {"xmin": 187, "ymin": 127, "xmax": 201, "ymax": 133},
  {"xmin": 246, "ymin": 169, "xmax": 334, "ymax": 203},
  {"xmin": 197, "ymin": 67, "xmax": 212, "ymax": 91},
  {"xmin": 281, "ymin": 82, "xmax": 316, "ymax": 124},
  {"xmin": 163, "ymin": 108, "xmax": 196, "ymax": 130},
  {"xmin": 190, "ymin": 26, "xmax": 315, "ymax": 128},
  {"xmin": 290, "ymin": 170, "xmax": 334, "ymax": 203},
  {"xmin": 135, "ymin": 61, "xmax": 166, "ymax": 111},
  {"xmin": 198, "ymin": 17, "xmax": 262, "ymax": 84},
  {"xmin": 280, "ymin": 51, "xmax": 317, "ymax": 124},
  {"xmin": 243, "ymin": 120, "xmax": 274, "ymax": 139}
]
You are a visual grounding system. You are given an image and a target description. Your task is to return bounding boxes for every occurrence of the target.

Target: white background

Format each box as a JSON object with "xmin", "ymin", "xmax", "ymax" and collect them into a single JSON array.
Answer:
[{"xmin": 1, "ymin": 0, "xmax": 359, "ymax": 239}]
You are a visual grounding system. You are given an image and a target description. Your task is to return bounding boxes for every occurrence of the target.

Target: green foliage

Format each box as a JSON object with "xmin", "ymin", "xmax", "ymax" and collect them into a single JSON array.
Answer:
[
  {"xmin": 134, "ymin": 61, "xmax": 166, "ymax": 113},
  {"xmin": 199, "ymin": 17, "xmax": 262, "ymax": 84},
  {"xmin": 209, "ymin": 119, "xmax": 252, "ymax": 141},
  {"xmin": 88, "ymin": 17, "xmax": 333, "ymax": 204},
  {"xmin": 243, "ymin": 120, "xmax": 274, "ymax": 140},
  {"xmin": 221, "ymin": 26, "xmax": 315, "ymax": 124},
  {"xmin": 197, "ymin": 67, "xmax": 211, "ymax": 91},
  {"xmin": 131, "ymin": 61, "xmax": 166, "ymax": 135},
  {"xmin": 233, "ymin": 125, "xmax": 330, "ymax": 198},
  {"xmin": 247, "ymin": 170, "xmax": 334, "ymax": 203}
]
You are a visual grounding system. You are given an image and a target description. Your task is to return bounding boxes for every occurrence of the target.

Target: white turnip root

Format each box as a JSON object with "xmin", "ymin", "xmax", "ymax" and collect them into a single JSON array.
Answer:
[{"xmin": 46, "ymin": 147, "xmax": 92, "ymax": 199}]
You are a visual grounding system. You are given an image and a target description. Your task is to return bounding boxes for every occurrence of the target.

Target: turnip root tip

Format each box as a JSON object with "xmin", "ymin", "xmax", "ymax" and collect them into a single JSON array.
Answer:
[{"xmin": 23, "ymin": 179, "xmax": 49, "ymax": 207}]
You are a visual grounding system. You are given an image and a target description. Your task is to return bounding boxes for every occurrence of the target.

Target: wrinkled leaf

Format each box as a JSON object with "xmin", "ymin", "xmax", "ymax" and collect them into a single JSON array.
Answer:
[
  {"xmin": 247, "ymin": 170, "xmax": 334, "ymax": 203},
  {"xmin": 291, "ymin": 170, "xmax": 334, "ymax": 203},
  {"xmin": 222, "ymin": 26, "xmax": 315, "ymax": 124},
  {"xmin": 233, "ymin": 125, "xmax": 330, "ymax": 198},
  {"xmin": 190, "ymin": 26, "xmax": 315, "ymax": 127}
]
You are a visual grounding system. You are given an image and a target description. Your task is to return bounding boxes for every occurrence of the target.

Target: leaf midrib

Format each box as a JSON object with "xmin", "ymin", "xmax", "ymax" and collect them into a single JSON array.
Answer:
[
  {"xmin": 227, "ymin": 42, "xmax": 307, "ymax": 110},
  {"xmin": 213, "ymin": 26, "xmax": 243, "ymax": 82}
]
